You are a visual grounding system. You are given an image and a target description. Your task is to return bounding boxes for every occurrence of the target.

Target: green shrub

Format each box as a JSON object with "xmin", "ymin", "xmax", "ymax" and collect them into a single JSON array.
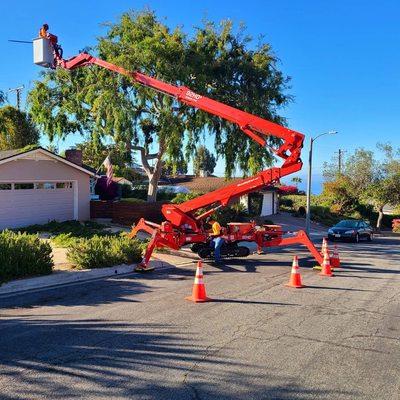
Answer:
[
  {"xmin": 248, "ymin": 193, "xmax": 263, "ymax": 216},
  {"xmin": 279, "ymin": 197, "xmax": 293, "ymax": 208},
  {"xmin": 16, "ymin": 220, "xmax": 106, "ymax": 236},
  {"xmin": 0, "ymin": 231, "xmax": 53, "ymax": 283},
  {"xmin": 120, "ymin": 183, "xmax": 134, "ymax": 198},
  {"xmin": 130, "ymin": 187, "xmax": 148, "ymax": 200},
  {"xmin": 51, "ymin": 233, "xmax": 79, "ymax": 248},
  {"xmin": 157, "ymin": 190, "xmax": 177, "ymax": 201},
  {"xmin": 120, "ymin": 197, "xmax": 146, "ymax": 204},
  {"xmin": 212, "ymin": 203, "xmax": 249, "ymax": 226},
  {"xmin": 67, "ymin": 235, "xmax": 144, "ymax": 270},
  {"xmin": 171, "ymin": 192, "xmax": 203, "ymax": 204}
]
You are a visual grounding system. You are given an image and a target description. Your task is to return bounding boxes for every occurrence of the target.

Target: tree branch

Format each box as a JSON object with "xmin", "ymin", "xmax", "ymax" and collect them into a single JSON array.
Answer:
[
  {"xmin": 132, "ymin": 145, "xmax": 152, "ymax": 176},
  {"xmin": 146, "ymin": 153, "xmax": 159, "ymax": 160}
]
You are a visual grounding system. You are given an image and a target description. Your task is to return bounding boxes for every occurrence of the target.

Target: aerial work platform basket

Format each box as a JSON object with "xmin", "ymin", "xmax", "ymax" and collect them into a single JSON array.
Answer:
[{"xmin": 33, "ymin": 38, "xmax": 54, "ymax": 67}]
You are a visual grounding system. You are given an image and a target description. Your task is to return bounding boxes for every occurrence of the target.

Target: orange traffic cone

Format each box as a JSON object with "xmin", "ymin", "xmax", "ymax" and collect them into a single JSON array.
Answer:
[
  {"xmin": 285, "ymin": 255, "xmax": 305, "ymax": 288},
  {"xmin": 330, "ymin": 245, "xmax": 341, "ymax": 268},
  {"xmin": 186, "ymin": 261, "xmax": 211, "ymax": 302},
  {"xmin": 320, "ymin": 247, "xmax": 334, "ymax": 277},
  {"xmin": 313, "ymin": 237, "xmax": 329, "ymax": 271}
]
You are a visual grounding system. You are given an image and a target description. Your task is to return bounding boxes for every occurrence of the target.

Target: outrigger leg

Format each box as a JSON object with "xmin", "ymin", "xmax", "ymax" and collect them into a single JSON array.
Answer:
[{"xmin": 128, "ymin": 218, "xmax": 160, "ymax": 272}]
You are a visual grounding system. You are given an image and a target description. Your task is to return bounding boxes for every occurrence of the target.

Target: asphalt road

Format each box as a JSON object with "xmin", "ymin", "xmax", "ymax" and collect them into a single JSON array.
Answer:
[{"xmin": 1, "ymin": 234, "xmax": 399, "ymax": 399}]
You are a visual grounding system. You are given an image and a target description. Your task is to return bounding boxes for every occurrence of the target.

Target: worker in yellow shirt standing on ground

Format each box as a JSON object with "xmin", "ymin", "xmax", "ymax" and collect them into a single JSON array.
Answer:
[{"xmin": 208, "ymin": 219, "xmax": 224, "ymax": 264}]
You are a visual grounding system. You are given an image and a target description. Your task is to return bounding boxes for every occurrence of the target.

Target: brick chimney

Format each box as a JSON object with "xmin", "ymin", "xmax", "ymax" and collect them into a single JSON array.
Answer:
[{"xmin": 65, "ymin": 149, "xmax": 83, "ymax": 166}]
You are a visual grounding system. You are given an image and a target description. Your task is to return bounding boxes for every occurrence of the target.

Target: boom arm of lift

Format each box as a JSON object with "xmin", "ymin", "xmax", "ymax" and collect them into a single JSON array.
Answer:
[
  {"xmin": 49, "ymin": 47, "xmax": 326, "ymax": 270},
  {"xmin": 55, "ymin": 52, "xmax": 304, "ymax": 232}
]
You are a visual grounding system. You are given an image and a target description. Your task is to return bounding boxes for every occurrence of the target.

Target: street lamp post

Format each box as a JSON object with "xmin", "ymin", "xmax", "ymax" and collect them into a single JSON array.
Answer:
[{"xmin": 305, "ymin": 131, "xmax": 337, "ymax": 235}]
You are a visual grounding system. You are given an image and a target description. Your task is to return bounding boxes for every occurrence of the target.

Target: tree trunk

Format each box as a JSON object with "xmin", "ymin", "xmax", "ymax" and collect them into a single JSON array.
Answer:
[
  {"xmin": 376, "ymin": 206, "xmax": 384, "ymax": 231},
  {"xmin": 147, "ymin": 159, "xmax": 163, "ymax": 203},
  {"xmin": 132, "ymin": 142, "xmax": 165, "ymax": 203}
]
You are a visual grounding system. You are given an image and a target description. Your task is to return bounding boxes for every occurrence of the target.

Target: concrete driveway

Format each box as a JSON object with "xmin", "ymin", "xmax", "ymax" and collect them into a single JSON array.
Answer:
[{"xmin": 0, "ymin": 233, "xmax": 399, "ymax": 399}]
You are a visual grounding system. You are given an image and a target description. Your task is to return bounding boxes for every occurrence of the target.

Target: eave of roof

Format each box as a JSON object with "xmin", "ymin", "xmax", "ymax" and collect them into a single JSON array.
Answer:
[{"xmin": 0, "ymin": 147, "xmax": 99, "ymax": 177}]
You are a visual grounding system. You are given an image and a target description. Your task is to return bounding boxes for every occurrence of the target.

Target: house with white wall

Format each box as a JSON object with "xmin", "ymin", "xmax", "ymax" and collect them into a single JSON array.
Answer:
[{"xmin": 0, "ymin": 147, "xmax": 98, "ymax": 229}]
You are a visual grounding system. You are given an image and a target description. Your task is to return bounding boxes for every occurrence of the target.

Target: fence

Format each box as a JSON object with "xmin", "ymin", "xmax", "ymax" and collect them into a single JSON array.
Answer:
[{"xmin": 90, "ymin": 200, "xmax": 166, "ymax": 226}]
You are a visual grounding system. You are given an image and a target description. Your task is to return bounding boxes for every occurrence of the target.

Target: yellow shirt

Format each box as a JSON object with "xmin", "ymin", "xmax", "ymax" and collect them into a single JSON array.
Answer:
[{"xmin": 211, "ymin": 221, "xmax": 222, "ymax": 236}]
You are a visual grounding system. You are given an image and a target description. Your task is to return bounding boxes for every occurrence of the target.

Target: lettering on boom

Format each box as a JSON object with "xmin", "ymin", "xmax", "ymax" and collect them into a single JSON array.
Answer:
[{"xmin": 185, "ymin": 90, "xmax": 202, "ymax": 102}]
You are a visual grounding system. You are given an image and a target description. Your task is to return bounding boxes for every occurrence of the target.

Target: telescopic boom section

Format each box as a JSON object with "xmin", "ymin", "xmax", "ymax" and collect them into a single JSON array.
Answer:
[{"xmin": 57, "ymin": 52, "xmax": 304, "ymax": 217}]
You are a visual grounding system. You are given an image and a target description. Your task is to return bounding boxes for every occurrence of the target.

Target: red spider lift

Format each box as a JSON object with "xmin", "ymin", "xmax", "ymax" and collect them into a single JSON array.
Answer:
[{"xmin": 33, "ymin": 33, "xmax": 324, "ymax": 271}]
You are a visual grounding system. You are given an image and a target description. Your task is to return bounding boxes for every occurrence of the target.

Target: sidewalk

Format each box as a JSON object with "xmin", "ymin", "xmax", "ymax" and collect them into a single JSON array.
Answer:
[{"xmin": 0, "ymin": 252, "xmax": 193, "ymax": 298}]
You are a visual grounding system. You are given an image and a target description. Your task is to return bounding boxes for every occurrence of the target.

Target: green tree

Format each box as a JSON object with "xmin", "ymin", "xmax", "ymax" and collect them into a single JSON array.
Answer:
[
  {"xmin": 366, "ymin": 144, "xmax": 400, "ymax": 229},
  {"xmin": 28, "ymin": 10, "xmax": 291, "ymax": 202},
  {"xmin": 323, "ymin": 144, "xmax": 400, "ymax": 229},
  {"xmin": 0, "ymin": 91, "xmax": 6, "ymax": 105},
  {"xmin": 367, "ymin": 174, "xmax": 400, "ymax": 230},
  {"xmin": 291, "ymin": 176, "xmax": 302, "ymax": 187},
  {"xmin": 162, "ymin": 157, "xmax": 188, "ymax": 177},
  {"xmin": 193, "ymin": 145, "xmax": 217, "ymax": 177},
  {"xmin": 0, "ymin": 105, "xmax": 39, "ymax": 150},
  {"xmin": 320, "ymin": 175, "xmax": 358, "ymax": 214},
  {"xmin": 75, "ymin": 139, "xmax": 135, "ymax": 180}
]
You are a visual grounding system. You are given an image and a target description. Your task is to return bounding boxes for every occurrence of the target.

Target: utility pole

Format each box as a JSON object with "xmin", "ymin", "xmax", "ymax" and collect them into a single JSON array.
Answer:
[
  {"xmin": 8, "ymin": 85, "xmax": 24, "ymax": 110},
  {"xmin": 335, "ymin": 149, "xmax": 346, "ymax": 174},
  {"xmin": 306, "ymin": 131, "xmax": 338, "ymax": 235}
]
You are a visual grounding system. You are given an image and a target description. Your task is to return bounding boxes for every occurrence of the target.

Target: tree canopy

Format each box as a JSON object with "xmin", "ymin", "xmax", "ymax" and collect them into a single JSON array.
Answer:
[
  {"xmin": 28, "ymin": 10, "xmax": 291, "ymax": 201},
  {"xmin": 0, "ymin": 105, "xmax": 40, "ymax": 150},
  {"xmin": 193, "ymin": 145, "xmax": 217, "ymax": 176},
  {"xmin": 75, "ymin": 139, "xmax": 138, "ymax": 180},
  {"xmin": 322, "ymin": 143, "xmax": 400, "ymax": 228}
]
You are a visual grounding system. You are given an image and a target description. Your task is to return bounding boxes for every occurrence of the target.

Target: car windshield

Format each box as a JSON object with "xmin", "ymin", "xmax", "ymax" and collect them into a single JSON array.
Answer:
[{"xmin": 335, "ymin": 220, "xmax": 358, "ymax": 228}]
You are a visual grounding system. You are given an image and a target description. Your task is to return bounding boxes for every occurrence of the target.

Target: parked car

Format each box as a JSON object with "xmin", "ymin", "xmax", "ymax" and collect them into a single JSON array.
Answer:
[{"xmin": 327, "ymin": 219, "xmax": 373, "ymax": 242}]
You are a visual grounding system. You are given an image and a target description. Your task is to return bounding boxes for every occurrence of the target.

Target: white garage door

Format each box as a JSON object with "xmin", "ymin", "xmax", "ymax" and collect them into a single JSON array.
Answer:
[
  {"xmin": 0, "ymin": 182, "xmax": 75, "ymax": 230},
  {"xmin": 261, "ymin": 192, "xmax": 274, "ymax": 216}
]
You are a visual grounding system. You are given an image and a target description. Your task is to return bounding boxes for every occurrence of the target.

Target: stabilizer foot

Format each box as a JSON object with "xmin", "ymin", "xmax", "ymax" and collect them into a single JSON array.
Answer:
[{"xmin": 135, "ymin": 264, "xmax": 155, "ymax": 273}]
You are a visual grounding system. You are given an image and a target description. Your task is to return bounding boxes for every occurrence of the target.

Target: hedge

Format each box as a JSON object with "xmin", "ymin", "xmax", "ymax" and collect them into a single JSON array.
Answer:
[
  {"xmin": 67, "ymin": 235, "xmax": 145, "ymax": 270},
  {"xmin": 0, "ymin": 231, "xmax": 53, "ymax": 283},
  {"xmin": 16, "ymin": 220, "xmax": 106, "ymax": 236}
]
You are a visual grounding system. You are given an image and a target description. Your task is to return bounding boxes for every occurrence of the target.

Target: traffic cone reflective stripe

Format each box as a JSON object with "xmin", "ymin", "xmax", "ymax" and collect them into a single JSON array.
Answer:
[
  {"xmin": 320, "ymin": 248, "xmax": 334, "ymax": 277},
  {"xmin": 285, "ymin": 255, "xmax": 305, "ymax": 288},
  {"xmin": 186, "ymin": 261, "xmax": 211, "ymax": 302},
  {"xmin": 321, "ymin": 237, "xmax": 328, "ymax": 255}
]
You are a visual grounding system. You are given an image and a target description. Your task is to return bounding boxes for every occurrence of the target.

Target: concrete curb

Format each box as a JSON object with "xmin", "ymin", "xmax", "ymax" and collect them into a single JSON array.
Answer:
[{"xmin": 0, "ymin": 263, "xmax": 137, "ymax": 297}]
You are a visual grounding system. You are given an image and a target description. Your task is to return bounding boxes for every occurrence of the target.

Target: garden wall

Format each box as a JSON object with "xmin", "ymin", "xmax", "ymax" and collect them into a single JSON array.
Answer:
[{"xmin": 90, "ymin": 200, "xmax": 166, "ymax": 226}]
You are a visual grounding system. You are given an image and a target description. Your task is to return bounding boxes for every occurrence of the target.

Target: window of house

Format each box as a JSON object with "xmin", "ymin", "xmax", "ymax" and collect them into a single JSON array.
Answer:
[
  {"xmin": 56, "ymin": 182, "xmax": 73, "ymax": 189},
  {"xmin": 35, "ymin": 182, "xmax": 56, "ymax": 189},
  {"xmin": 14, "ymin": 183, "xmax": 34, "ymax": 190},
  {"xmin": 0, "ymin": 183, "xmax": 12, "ymax": 190}
]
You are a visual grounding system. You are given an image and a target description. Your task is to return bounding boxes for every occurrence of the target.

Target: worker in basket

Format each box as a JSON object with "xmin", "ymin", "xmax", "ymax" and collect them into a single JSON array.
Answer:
[
  {"xmin": 39, "ymin": 24, "xmax": 63, "ymax": 58},
  {"xmin": 208, "ymin": 218, "xmax": 224, "ymax": 264}
]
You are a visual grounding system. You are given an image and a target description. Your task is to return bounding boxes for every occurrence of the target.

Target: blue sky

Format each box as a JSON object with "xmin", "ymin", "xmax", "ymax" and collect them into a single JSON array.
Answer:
[{"xmin": 1, "ymin": 0, "xmax": 399, "ymax": 193}]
